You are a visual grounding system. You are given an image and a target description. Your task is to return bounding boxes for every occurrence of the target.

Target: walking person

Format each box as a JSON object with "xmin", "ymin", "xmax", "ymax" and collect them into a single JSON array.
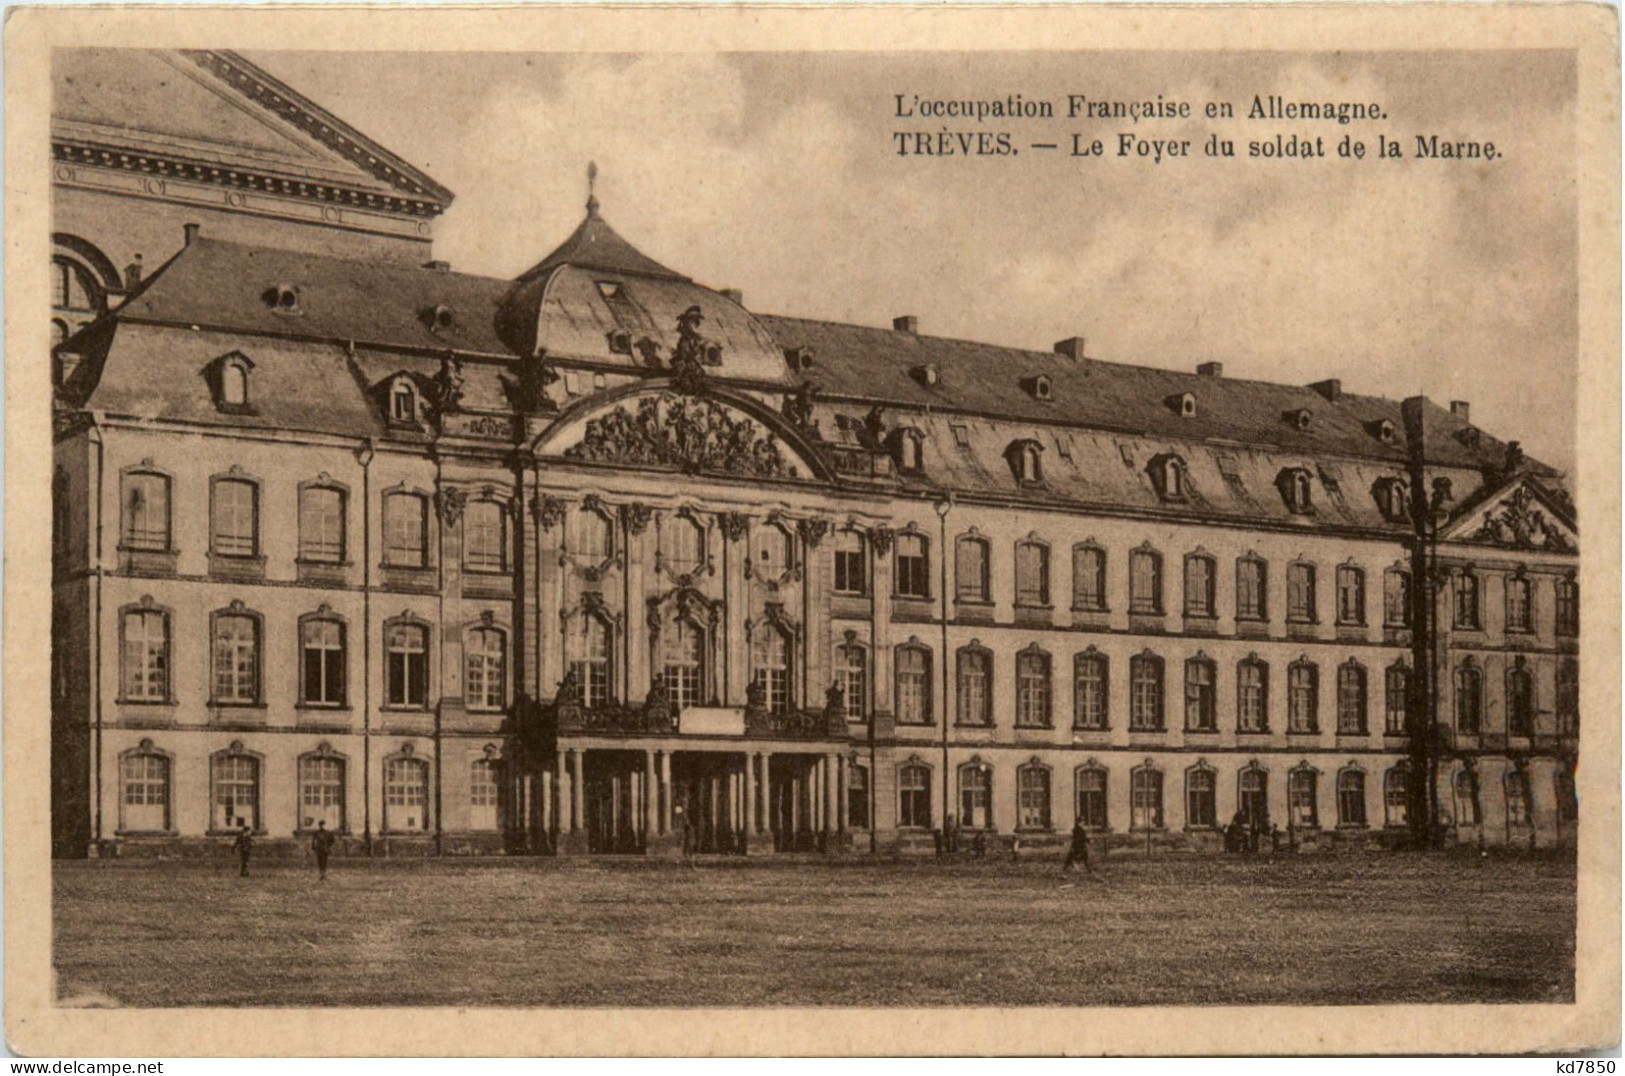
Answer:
[
  {"xmin": 1063, "ymin": 818, "xmax": 1095, "ymax": 874},
  {"xmin": 232, "ymin": 823, "xmax": 254, "ymax": 878},
  {"xmin": 311, "ymin": 819, "xmax": 337, "ymax": 880}
]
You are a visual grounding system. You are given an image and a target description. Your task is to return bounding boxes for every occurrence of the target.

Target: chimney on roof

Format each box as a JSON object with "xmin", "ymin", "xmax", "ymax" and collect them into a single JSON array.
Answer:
[
  {"xmin": 720, "ymin": 287, "xmax": 744, "ymax": 305},
  {"xmin": 892, "ymin": 315, "xmax": 919, "ymax": 334},
  {"xmin": 124, "ymin": 254, "xmax": 143, "ymax": 289},
  {"xmin": 1197, "ymin": 361, "xmax": 1223, "ymax": 378},
  {"xmin": 183, "ymin": 222, "xmax": 201, "ymax": 246},
  {"xmin": 1450, "ymin": 400, "xmax": 1470, "ymax": 422},
  {"xmin": 1053, "ymin": 336, "xmax": 1087, "ymax": 361},
  {"xmin": 423, "ymin": 260, "xmax": 451, "ymax": 273},
  {"xmin": 1309, "ymin": 378, "xmax": 1342, "ymax": 401}
]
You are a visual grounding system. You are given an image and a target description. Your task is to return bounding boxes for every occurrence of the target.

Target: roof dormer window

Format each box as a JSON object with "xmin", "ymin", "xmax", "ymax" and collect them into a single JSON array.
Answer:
[
  {"xmin": 1152, "ymin": 454, "xmax": 1189, "ymax": 501},
  {"xmin": 1375, "ymin": 477, "xmax": 1409, "ymax": 522},
  {"xmin": 785, "ymin": 346, "xmax": 815, "ymax": 373},
  {"xmin": 596, "ymin": 280, "xmax": 623, "ymax": 300},
  {"xmin": 1026, "ymin": 374, "xmax": 1053, "ymax": 401},
  {"xmin": 1169, "ymin": 392, "xmax": 1196, "ymax": 418},
  {"xmin": 427, "ymin": 304, "xmax": 455, "ymax": 332},
  {"xmin": 390, "ymin": 379, "xmax": 418, "ymax": 425},
  {"xmin": 912, "ymin": 363, "xmax": 941, "ymax": 387},
  {"xmin": 209, "ymin": 351, "xmax": 255, "ymax": 414},
  {"xmin": 1006, "ymin": 439, "xmax": 1045, "ymax": 487},
  {"xmin": 266, "ymin": 283, "xmax": 301, "ymax": 314},
  {"xmin": 1377, "ymin": 419, "xmax": 1396, "ymax": 444},
  {"xmin": 607, "ymin": 329, "xmax": 633, "ymax": 355},
  {"xmin": 894, "ymin": 428, "xmax": 925, "ymax": 473},
  {"xmin": 704, "ymin": 343, "xmax": 723, "ymax": 366},
  {"xmin": 1279, "ymin": 467, "xmax": 1314, "ymax": 514},
  {"xmin": 1289, "ymin": 408, "xmax": 1312, "ymax": 431}
]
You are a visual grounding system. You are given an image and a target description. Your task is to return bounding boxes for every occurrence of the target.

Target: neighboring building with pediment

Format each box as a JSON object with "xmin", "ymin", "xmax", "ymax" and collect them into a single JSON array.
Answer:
[{"xmin": 50, "ymin": 52, "xmax": 1579, "ymax": 859}]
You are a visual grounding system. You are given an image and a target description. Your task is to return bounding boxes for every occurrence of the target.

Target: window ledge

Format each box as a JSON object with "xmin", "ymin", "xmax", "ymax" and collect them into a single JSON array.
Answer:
[
  {"xmin": 117, "ymin": 698, "xmax": 177, "ymax": 708},
  {"xmin": 1336, "ymin": 823, "xmax": 1370, "ymax": 831},
  {"xmin": 115, "ymin": 829, "xmax": 180, "ymax": 837},
  {"xmin": 1237, "ymin": 727, "xmax": 1272, "ymax": 736},
  {"xmin": 1128, "ymin": 727, "xmax": 1167, "ymax": 736},
  {"xmin": 1071, "ymin": 726, "xmax": 1110, "ymax": 735},
  {"xmin": 206, "ymin": 828, "xmax": 267, "ymax": 837},
  {"xmin": 1070, "ymin": 604, "xmax": 1109, "ymax": 615},
  {"xmin": 1184, "ymin": 727, "xmax": 1220, "ymax": 735},
  {"xmin": 1285, "ymin": 729, "xmax": 1321, "ymax": 736}
]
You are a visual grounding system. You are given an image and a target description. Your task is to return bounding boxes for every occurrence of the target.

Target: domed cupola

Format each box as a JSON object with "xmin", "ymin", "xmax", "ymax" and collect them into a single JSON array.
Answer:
[{"xmin": 495, "ymin": 167, "xmax": 790, "ymax": 384}]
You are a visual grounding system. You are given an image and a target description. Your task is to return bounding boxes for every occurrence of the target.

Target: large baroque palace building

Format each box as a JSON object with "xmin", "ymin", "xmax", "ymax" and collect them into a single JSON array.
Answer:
[{"xmin": 51, "ymin": 49, "xmax": 1580, "ymax": 858}]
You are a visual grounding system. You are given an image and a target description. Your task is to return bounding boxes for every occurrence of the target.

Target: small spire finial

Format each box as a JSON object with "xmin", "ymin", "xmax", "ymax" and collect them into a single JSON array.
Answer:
[{"xmin": 586, "ymin": 161, "xmax": 600, "ymax": 216}]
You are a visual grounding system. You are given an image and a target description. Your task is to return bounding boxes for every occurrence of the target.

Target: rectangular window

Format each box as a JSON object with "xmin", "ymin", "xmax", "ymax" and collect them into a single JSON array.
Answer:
[
  {"xmin": 1453, "ymin": 573, "xmax": 1480, "ymax": 630},
  {"xmin": 1018, "ymin": 769, "xmax": 1051, "ymax": 830},
  {"xmin": 1130, "ymin": 656, "xmax": 1163, "ymax": 731},
  {"xmin": 956, "ymin": 649, "xmax": 990, "ymax": 726},
  {"xmin": 122, "ymin": 472, "xmax": 171, "ymax": 550},
  {"xmin": 212, "ymin": 754, "xmax": 260, "ymax": 831},
  {"xmin": 298, "ymin": 756, "xmax": 345, "ymax": 831},
  {"xmin": 1288, "ymin": 663, "xmax": 1318, "ymax": 733},
  {"xmin": 469, "ymin": 759, "xmax": 500, "ymax": 831},
  {"xmin": 1184, "ymin": 660, "xmax": 1216, "ymax": 731},
  {"xmin": 1384, "ymin": 770, "xmax": 1409, "ymax": 828},
  {"xmin": 385, "ymin": 759, "xmax": 429, "ymax": 831},
  {"xmin": 895, "ymin": 647, "xmax": 931, "ymax": 725},
  {"xmin": 1505, "ymin": 773, "xmax": 1530, "ymax": 826},
  {"xmin": 212, "ymin": 614, "xmax": 259, "ymax": 704},
  {"xmin": 301, "ymin": 619, "xmax": 345, "ymax": 706},
  {"xmin": 837, "ymin": 646, "xmax": 866, "ymax": 720},
  {"xmin": 1076, "ymin": 769, "xmax": 1108, "ymax": 830},
  {"xmin": 122, "ymin": 610, "xmax": 169, "ymax": 701},
  {"xmin": 1505, "ymin": 576, "xmax": 1532, "ymax": 632},
  {"xmin": 464, "ymin": 500, "xmax": 507, "ymax": 573},
  {"xmin": 1288, "ymin": 770, "xmax": 1318, "ymax": 828},
  {"xmin": 386, "ymin": 624, "xmax": 428, "ymax": 707},
  {"xmin": 212, "ymin": 478, "xmax": 258, "ymax": 557},
  {"xmin": 1237, "ymin": 661, "xmax": 1268, "ymax": 732},
  {"xmin": 898, "ymin": 766, "xmax": 930, "ymax": 828},
  {"xmin": 955, "ymin": 538, "xmax": 988, "ymax": 602},
  {"xmin": 1556, "ymin": 578, "xmax": 1578, "ymax": 636},
  {"xmin": 1074, "ymin": 654, "xmax": 1108, "ymax": 730},
  {"xmin": 1184, "ymin": 557, "xmax": 1215, "ymax": 617},
  {"xmin": 1557, "ymin": 660, "xmax": 1579, "ymax": 735},
  {"xmin": 1015, "ymin": 542, "xmax": 1049, "ymax": 606},
  {"xmin": 1129, "ymin": 550, "xmax": 1162, "ymax": 615},
  {"xmin": 1236, "ymin": 558, "xmax": 1267, "ymax": 620},
  {"xmin": 384, "ymin": 493, "xmax": 428, "ymax": 568},
  {"xmin": 1287, "ymin": 563, "xmax": 1316, "ymax": 623},
  {"xmin": 1384, "ymin": 665, "xmax": 1410, "ymax": 735},
  {"xmin": 573, "ymin": 617, "xmax": 611, "ymax": 710},
  {"xmin": 1384, "ymin": 570, "xmax": 1412, "ymax": 628},
  {"xmin": 1336, "ymin": 664, "xmax": 1367, "ymax": 735},
  {"xmin": 1016, "ymin": 651, "xmax": 1051, "ymax": 728},
  {"xmin": 1072, "ymin": 546, "xmax": 1106, "ymax": 611},
  {"xmin": 1338, "ymin": 772, "xmax": 1367, "ymax": 827},
  {"xmin": 465, "ymin": 628, "xmax": 507, "ymax": 711},
  {"xmin": 959, "ymin": 767, "xmax": 991, "ymax": 829},
  {"xmin": 895, "ymin": 535, "xmax": 930, "ymax": 599},
  {"xmin": 299, "ymin": 486, "xmax": 345, "ymax": 563},
  {"xmin": 1131, "ymin": 769, "xmax": 1163, "ymax": 830},
  {"xmin": 121, "ymin": 753, "xmax": 170, "ymax": 831},
  {"xmin": 1336, "ymin": 566, "xmax": 1365, "ymax": 625},
  {"xmin": 1186, "ymin": 769, "xmax": 1216, "ymax": 828},
  {"xmin": 847, "ymin": 766, "xmax": 870, "ymax": 829},
  {"xmin": 833, "ymin": 531, "xmax": 867, "ymax": 596}
]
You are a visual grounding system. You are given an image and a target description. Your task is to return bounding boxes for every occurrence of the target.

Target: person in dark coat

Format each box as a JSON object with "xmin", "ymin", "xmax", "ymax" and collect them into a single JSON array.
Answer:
[
  {"xmin": 1063, "ymin": 819, "xmax": 1094, "ymax": 873},
  {"xmin": 311, "ymin": 819, "xmax": 337, "ymax": 880},
  {"xmin": 232, "ymin": 824, "xmax": 253, "ymax": 877}
]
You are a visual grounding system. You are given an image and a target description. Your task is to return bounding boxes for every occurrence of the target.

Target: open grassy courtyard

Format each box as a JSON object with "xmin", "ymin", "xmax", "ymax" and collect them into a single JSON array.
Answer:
[{"xmin": 54, "ymin": 851, "xmax": 1575, "ymax": 1008}]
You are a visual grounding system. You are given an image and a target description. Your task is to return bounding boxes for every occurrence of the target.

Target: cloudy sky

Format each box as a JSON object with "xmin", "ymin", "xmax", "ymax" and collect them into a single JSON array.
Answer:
[{"xmin": 250, "ymin": 49, "xmax": 1577, "ymax": 472}]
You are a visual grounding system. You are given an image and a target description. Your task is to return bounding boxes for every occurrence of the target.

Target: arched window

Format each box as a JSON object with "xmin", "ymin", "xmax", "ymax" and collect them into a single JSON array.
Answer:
[
  {"xmin": 894, "ymin": 430, "xmax": 923, "ymax": 473},
  {"xmin": 664, "ymin": 619, "xmax": 706, "ymax": 713},
  {"xmin": 222, "ymin": 361, "xmax": 249, "ymax": 407},
  {"xmin": 1184, "ymin": 656, "xmax": 1217, "ymax": 732},
  {"xmin": 1014, "ymin": 441, "xmax": 1043, "ymax": 484},
  {"xmin": 1281, "ymin": 468, "xmax": 1314, "ymax": 514},
  {"xmin": 1072, "ymin": 544, "xmax": 1107, "ymax": 612},
  {"xmin": 847, "ymin": 764, "xmax": 870, "ymax": 829},
  {"xmin": 299, "ymin": 485, "xmax": 345, "ymax": 563},
  {"xmin": 1336, "ymin": 661, "xmax": 1368, "ymax": 735},
  {"xmin": 1505, "ymin": 574, "xmax": 1533, "ymax": 632},
  {"xmin": 463, "ymin": 500, "xmax": 508, "ymax": 573},
  {"xmin": 1336, "ymin": 565, "xmax": 1366, "ymax": 625},
  {"xmin": 1184, "ymin": 554, "xmax": 1216, "ymax": 617},
  {"xmin": 571, "ymin": 506, "xmax": 614, "ymax": 561},
  {"xmin": 1130, "ymin": 652, "xmax": 1164, "ymax": 731},
  {"xmin": 299, "ymin": 753, "xmax": 346, "ymax": 831},
  {"xmin": 384, "ymin": 492, "xmax": 429, "ymax": 568},
  {"xmin": 955, "ymin": 535, "xmax": 989, "ymax": 603},
  {"xmin": 1557, "ymin": 659, "xmax": 1579, "ymax": 735},
  {"xmin": 1453, "ymin": 769, "xmax": 1482, "ymax": 826},
  {"xmin": 211, "ymin": 750, "xmax": 261, "ymax": 831},
  {"xmin": 385, "ymin": 622, "xmax": 429, "ymax": 708},
  {"xmin": 1338, "ymin": 769, "xmax": 1367, "ymax": 827},
  {"xmin": 1238, "ymin": 767, "xmax": 1268, "ymax": 827},
  {"xmin": 1073, "ymin": 650, "xmax": 1108, "ymax": 730},
  {"xmin": 1385, "ymin": 661, "xmax": 1411, "ymax": 735},
  {"xmin": 1015, "ymin": 540, "xmax": 1049, "ymax": 606},
  {"xmin": 1076, "ymin": 767, "xmax": 1108, "ymax": 830},
  {"xmin": 1131, "ymin": 766, "xmax": 1164, "ymax": 830},
  {"xmin": 835, "ymin": 642, "xmax": 866, "ymax": 720},
  {"xmin": 52, "ymin": 255, "xmax": 101, "ymax": 313},
  {"xmin": 1384, "ymin": 766, "xmax": 1409, "ymax": 828},
  {"xmin": 1236, "ymin": 556, "xmax": 1268, "ymax": 621},
  {"xmin": 121, "ymin": 607, "xmax": 170, "ymax": 701},
  {"xmin": 211, "ymin": 477, "xmax": 259, "ymax": 557},
  {"xmin": 1288, "ymin": 660, "xmax": 1318, "ymax": 733},
  {"xmin": 469, "ymin": 757, "xmax": 501, "ymax": 831},
  {"xmin": 833, "ymin": 529, "xmax": 867, "ymax": 596},
  {"xmin": 1507, "ymin": 662, "xmax": 1535, "ymax": 737},
  {"xmin": 120, "ymin": 747, "xmax": 171, "ymax": 832},
  {"xmin": 1455, "ymin": 660, "xmax": 1483, "ymax": 734},
  {"xmin": 894, "ymin": 644, "xmax": 931, "ymax": 725},
  {"xmin": 390, "ymin": 380, "xmax": 417, "ymax": 423},
  {"xmin": 300, "ymin": 617, "xmax": 346, "ymax": 706},
  {"xmin": 1015, "ymin": 647, "xmax": 1052, "ymax": 728},
  {"xmin": 956, "ymin": 645, "xmax": 991, "ymax": 727},
  {"xmin": 465, "ymin": 626, "xmax": 507, "ymax": 711},
  {"xmin": 211, "ymin": 611, "xmax": 260, "ymax": 704},
  {"xmin": 752, "ymin": 626, "xmax": 793, "ymax": 715},
  {"xmin": 1453, "ymin": 571, "xmax": 1481, "ymax": 630},
  {"xmin": 1375, "ymin": 478, "xmax": 1408, "ymax": 521},
  {"xmin": 1018, "ymin": 764, "xmax": 1052, "ymax": 830},
  {"xmin": 959, "ymin": 763, "xmax": 992, "ymax": 830},
  {"xmin": 754, "ymin": 523, "xmax": 792, "ymax": 579},
  {"xmin": 664, "ymin": 515, "xmax": 706, "ymax": 577},
  {"xmin": 1504, "ymin": 769, "xmax": 1532, "ymax": 826},
  {"xmin": 1157, "ymin": 456, "xmax": 1188, "ymax": 500},
  {"xmin": 1384, "ymin": 568, "xmax": 1412, "ymax": 627},
  {"xmin": 1237, "ymin": 657, "xmax": 1269, "ymax": 733},
  {"xmin": 1288, "ymin": 767, "xmax": 1319, "ymax": 828},
  {"xmin": 1556, "ymin": 574, "xmax": 1578, "ymax": 636},
  {"xmin": 1287, "ymin": 562, "xmax": 1317, "ymax": 623},
  {"xmin": 1129, "ymin": 547, "xmax": 1163, "ymax": 614},
  {"xmin": 1185, "ymin": 766, "xmax": 1217, "ymax": 828},
  {"xmin": 894, "ymin": 533, "xmax": 930, "ymax": 599},
  {"xmin": 573, "ymin": 615, "xmax": 611, "ymax": 709},
  {"xmin": 384, "ymin": 756, "xmax": 430, "ymax": 832},
  {"xmin": 121, "ymin": 471, "xmax": 172, "ymax": 552},
  {"xmin": 898, "ymin": 763, "xmax": 931, "ymax": 828}
]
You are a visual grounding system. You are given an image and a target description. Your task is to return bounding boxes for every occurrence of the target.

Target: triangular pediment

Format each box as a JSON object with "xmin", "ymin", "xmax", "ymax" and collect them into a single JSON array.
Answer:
[
  {"xmin": 53, "ymin": 49, "xmax": 450, "ymax": 206},
  {"xmin": 1443, "ymin": 476, "xmax": 1577, "ymax": 554}
]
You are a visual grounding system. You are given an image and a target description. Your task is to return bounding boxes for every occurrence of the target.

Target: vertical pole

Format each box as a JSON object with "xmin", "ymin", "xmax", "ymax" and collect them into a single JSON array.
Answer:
[
  {"xmin": 644, "ymin": 750, "xmax": 656, "ymax": 846},
  {"xmin": 743, "ymin": 751, "xmax": 755, "ymax": 841},
  {"xmin": 660, "ymin": 750, "xmax": 673, "ymax": 835},
  {"xmin": 555, "ymin": 752, "xmax": 568, "ymax": 836},
  {"xmin": 570, "ymin": 749, "xmax": 584, "ymax": 834}
]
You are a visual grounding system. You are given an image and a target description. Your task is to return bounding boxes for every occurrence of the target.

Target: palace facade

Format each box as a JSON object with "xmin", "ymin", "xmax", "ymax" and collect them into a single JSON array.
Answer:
[{"xmin": 50, "ymin": 50, "xmax": 1580, "ymax": 859}]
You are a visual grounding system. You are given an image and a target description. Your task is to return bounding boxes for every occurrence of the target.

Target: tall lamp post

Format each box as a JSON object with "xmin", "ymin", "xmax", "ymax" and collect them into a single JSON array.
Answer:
[{"xmin": 934, "ymin": 494, "xmax": 953, "ymax": 844}]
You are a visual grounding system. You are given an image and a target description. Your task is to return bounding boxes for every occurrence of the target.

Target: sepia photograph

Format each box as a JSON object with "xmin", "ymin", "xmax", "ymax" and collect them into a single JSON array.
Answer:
[{"xmin": 6, "ymin": 3, "xmax": 1619, "ymax": 1058}]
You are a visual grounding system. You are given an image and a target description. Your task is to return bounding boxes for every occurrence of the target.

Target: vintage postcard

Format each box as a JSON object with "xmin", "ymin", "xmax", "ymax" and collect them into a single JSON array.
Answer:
[{"xmin": 4, "ymin": 3, "xmax": 1619, "ymax": 1058}]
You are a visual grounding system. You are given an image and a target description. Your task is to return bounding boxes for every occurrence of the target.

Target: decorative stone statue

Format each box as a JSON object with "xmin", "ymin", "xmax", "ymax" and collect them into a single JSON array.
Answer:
[
  {"xmin": 433, "ymin": 355, "xmax": 465, "ymax": 415},
  {"xmin": 515, "ymin": 353, "xmax": 559, "ymax": 414},
  {"xmin": 745, "ymin": 677, "xmax": 767, "ymax": 714},
  {"xmin": 644, "ymin": 674, "xmax": 672, "ymax": 730},
  {"xmin": 782, "ymin": 381, "xmax": 818, "ymax": 430},
  {"xmin": 824, "ymin": 681, "xmax": 845, "ymax": 721},
  {"xmin": 670, "ymin": 306, "xmax": 711, "ymax": 393},
  {"xmin": 555, "ymin": 667, "xmax": 579, "ymax": 706}
]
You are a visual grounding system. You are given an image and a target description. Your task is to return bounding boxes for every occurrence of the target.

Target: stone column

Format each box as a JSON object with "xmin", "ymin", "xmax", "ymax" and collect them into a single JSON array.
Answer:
[
  {"xmin": 762, "ymin": 751, "xmax": 775, "ymax": 840},
  {"xmin": 555, "ymin": 753, "xmax": 570, "ymax": 835},
  {"xmin": 570, "ymin": 750, "xmax": 584, "ymax": 833},
  {"xmin": 824, "ymin": 754, "xmax": 838, "ymax": 838},
  {"xmin": 539, "ymin": 768, "xmax": 553, "ymax": 840},
  {"xmin": 743, "ymin": 751, "xmax": 756, "ymax": 835},
  {"xmin": 644, "ymin": 750, "xmax": 657, "ymax": 844},
  {"xmin": 837, "ymin": 757, "xmax": 849, "ymax": 833}
]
